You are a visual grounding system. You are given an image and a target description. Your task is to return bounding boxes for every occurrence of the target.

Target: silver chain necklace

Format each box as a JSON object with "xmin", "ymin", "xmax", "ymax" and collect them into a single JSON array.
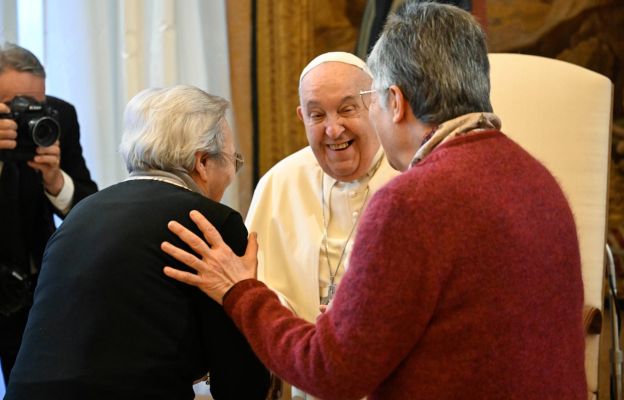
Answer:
[
  {"xmin": 319, "ymin": 175, "xmax": 371, "ymax": 306},
  {"xmin": 318, "ymin": 153, "xmax": 385, "ymax": 305}
]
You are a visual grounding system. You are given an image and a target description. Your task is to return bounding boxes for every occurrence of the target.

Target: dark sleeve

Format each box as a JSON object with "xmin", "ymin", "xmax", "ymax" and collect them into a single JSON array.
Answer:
[
  {"xmin": 48, "ymin": 96, "xmax": 98, "ymax": 211},
  {"xmin": 203, "ymin": 211, "xmax": 270, "ymax": 399}
]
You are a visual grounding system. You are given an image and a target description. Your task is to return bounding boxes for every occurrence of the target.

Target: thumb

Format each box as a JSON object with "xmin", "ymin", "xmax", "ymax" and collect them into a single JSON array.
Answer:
[
  {"xmin": 244, "ymin": 232, "xmax": 259, "ymax": 260},
  {"xmin": 243, "ymin": 232, "xmax": 259, "ymax": 277}
]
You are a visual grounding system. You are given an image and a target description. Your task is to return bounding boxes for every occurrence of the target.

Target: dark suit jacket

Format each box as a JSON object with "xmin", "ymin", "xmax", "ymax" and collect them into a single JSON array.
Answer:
[
  {"xmin": 6, "ymin": 180, "xmax": 270, "ymax": 400},
  {"xmin": 0, "ymin": 95, "xmax": 98, "ymax": 276},
  {"xmin": 0, "ymin": 96, "xmax": 97, "ymax": 363}
]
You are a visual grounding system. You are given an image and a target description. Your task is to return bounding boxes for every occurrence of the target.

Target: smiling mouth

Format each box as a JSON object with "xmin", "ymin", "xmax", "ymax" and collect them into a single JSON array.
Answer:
[{"xmin": 328, "ymin": 140, "xmax": 353, "ymax": 151}]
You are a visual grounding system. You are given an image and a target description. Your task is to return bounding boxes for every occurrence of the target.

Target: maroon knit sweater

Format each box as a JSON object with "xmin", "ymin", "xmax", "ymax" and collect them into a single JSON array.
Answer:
[{"xmin": 225, "ymin": 131, "xmax": 587, "ymax": 399}]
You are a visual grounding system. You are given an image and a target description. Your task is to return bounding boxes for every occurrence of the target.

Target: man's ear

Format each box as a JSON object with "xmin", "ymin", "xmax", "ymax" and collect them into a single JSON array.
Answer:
[
  {"xmin": 388, "ymin": 85, "xmax": 407, "ymax": 123},
  {"xmin": 193, "ymin": 152, "xmax": 209, "ymax": 181},
  {"xmin": 296, "ymin": 105, "xmax": 304, "ymax": 122}
]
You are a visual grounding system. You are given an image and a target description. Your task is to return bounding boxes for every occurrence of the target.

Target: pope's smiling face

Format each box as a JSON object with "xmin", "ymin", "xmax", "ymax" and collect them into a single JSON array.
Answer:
[{"xmin": 297, "ymin": 62, "xmax": 380, "ymax": 182}]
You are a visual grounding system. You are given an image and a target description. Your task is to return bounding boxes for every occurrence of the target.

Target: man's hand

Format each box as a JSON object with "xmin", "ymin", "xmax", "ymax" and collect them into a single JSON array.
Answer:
[
  {"xmin": 27, "ymin": 141, "xmax": 64, "ymax": 196},
  {"xmin": 0, "ymin": 103, "xmax": 17, "ymax": 150},
  {"xmin": 0, "ymin": 103, "xmax": 64, "ymax": 195},
  {"xmin": 161, "ymin": 210, "xmax": 259, "ymax": 305}
]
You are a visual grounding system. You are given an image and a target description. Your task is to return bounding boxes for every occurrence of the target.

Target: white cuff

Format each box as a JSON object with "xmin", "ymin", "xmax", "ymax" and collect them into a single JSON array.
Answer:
[{"xmin": 45, "ymin": 170, "xmax": 75, "ymax": 215}]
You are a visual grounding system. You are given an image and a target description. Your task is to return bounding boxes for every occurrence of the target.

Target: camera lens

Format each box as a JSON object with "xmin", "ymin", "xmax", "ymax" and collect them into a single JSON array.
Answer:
[{"xmin": 28, "ymin": 117, "xmax": 61, "ymax": 147}]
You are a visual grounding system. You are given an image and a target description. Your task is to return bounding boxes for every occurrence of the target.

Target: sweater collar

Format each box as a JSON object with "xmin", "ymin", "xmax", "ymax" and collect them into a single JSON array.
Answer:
[{"xmin": 409, "ymin": 112, "xmax": 501, "ymax": 168}]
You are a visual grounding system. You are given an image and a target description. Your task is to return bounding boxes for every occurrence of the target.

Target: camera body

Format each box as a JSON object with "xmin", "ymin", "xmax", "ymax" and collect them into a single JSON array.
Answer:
[{"xmin": 0, "ymin": 95, "xmax": 61, "ymax": 161}]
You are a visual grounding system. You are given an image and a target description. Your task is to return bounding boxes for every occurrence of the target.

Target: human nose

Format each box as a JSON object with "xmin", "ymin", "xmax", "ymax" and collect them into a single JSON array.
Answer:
[{"xmin": 324, "ymin": 114, "xmax": 345, "ymax": 139}]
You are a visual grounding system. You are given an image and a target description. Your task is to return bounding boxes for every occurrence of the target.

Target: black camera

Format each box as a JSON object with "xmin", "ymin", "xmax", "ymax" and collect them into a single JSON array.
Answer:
[{"xmin": 0, "ymin": 95, "xmax": 61, "ymax": 161}]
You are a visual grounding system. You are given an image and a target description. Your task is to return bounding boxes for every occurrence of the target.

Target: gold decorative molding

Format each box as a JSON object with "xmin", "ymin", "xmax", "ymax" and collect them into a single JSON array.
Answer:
[{"xmin": 256, "ymin": 0, "xmax": 314, "ymax": 175}]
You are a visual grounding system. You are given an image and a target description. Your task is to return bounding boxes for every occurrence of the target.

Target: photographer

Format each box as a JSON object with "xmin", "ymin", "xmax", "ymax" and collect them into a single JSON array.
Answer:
[{"xmin": 0, "ymin": 42, "xmax": 97, "ymax": 383}]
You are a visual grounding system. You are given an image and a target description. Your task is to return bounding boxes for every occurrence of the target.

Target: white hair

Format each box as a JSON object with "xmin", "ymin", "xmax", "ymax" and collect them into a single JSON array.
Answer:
[{"xmin": 119, "ymin": 85, "xmax": 229, "ymax": 173}]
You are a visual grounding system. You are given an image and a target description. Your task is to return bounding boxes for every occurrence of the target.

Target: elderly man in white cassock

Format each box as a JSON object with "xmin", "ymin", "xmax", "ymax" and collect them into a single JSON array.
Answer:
[{"xmin": 245, "ymin": 52, "xmax": 398, "ymax": 399}]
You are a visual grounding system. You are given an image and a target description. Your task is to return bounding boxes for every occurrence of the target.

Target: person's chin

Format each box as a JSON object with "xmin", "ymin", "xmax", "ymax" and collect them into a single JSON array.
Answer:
[
  {"xmin": 326, "ymin": 164, "xmax": 362, "ymax": 182},
  {"xmin": 388, "ymin": 157, "xmax": 407, "ymax": 172}
]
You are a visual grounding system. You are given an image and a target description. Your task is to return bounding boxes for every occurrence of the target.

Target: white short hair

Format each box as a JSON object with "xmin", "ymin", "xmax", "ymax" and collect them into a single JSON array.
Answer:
[{"xmin": 119, "ymin": 85, "xmax": 229, "ymax": 173}]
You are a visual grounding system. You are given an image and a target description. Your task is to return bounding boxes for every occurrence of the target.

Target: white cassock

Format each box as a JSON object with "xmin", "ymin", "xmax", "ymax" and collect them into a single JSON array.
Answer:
[{"xmin": 245, "ymin": 145, "xmax": 399, "ymax": 323}]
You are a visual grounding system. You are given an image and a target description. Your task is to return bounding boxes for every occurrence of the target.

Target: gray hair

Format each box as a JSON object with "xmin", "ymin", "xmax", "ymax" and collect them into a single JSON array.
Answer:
[
  {"xmin": 367, "ymin": 1, "xmax": 492, "ymax": 124},
  {"xmin": 0, "ymin": 42, "xmax": 46, "ymax": 78},
  {"xmin": 119, "ymin": 85, "xmax": 230, "ymax": 173}
]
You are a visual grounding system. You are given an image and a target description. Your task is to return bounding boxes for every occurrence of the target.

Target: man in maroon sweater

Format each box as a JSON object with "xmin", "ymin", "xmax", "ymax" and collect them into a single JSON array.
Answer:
[{"xmin": 161, "ymin": 2, "xmax": 587, "ymax": 399}]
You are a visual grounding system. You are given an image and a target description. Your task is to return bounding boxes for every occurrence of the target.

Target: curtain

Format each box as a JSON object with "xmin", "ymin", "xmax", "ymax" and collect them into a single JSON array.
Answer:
[
  {"xmin": 254, "ymin": 0, "xmax": 314, "ymax": 176},
  {"xmin": 0, "ymin": 0, "xmax": 243, "ymax": 211},
  {"xmin": 225, "ymin": 0, "xmax": 253, "ymax": 216}
]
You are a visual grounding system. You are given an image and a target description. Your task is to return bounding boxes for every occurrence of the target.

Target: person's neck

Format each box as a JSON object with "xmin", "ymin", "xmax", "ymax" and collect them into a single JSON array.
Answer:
[
  {"xmin": 398, "ymin": 114, "xmax": 436, "ymax": 170},
  {"xmin": 409, "ymin": 116, "xmax": 437, "ymax": 146}
]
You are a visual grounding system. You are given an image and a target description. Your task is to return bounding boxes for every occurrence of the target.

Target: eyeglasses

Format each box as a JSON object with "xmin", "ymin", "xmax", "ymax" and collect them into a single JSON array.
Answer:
[
  {"xmin": 359, "ymin": 89, "xmax": 377, "ymax": 110},
  {"xmin": 201, "ymin": 152, "xmax": 244, "ymax": 173},
  {"xmin": 224, "ymin": 151, "xmax": 245, "ymax": 173}
]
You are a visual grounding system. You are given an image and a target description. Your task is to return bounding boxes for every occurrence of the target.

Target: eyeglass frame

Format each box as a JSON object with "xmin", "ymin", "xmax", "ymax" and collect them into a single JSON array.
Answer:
[
  {"xmin": 223, "ymin": 151, "xmax": 245, "ymax": 173},
  {"xmin": 359, "ymin": 89, "xmax": 377, "ymax": 110},
  {"xmin": 201, "ymin": 151, "xmax": 244, "ymax": 173}
]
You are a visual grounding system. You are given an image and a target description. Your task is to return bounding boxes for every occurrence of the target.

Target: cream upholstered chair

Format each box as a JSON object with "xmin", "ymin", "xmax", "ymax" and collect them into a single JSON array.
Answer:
[{"xmin": 488, "ymin": 53, "xmax": 613, "ymax": 400}]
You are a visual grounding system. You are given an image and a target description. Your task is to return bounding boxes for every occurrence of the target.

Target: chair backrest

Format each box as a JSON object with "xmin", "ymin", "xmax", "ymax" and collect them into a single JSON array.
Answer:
[{"xmin": 488, "ymin": 53, "xmax": 613, "ymax": 399}]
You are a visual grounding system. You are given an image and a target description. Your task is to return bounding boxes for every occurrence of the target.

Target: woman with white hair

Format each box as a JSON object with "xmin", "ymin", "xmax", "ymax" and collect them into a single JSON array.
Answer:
[{"xmin": 5, "ymin": 85, "xmax": 270, "ymax": 399}]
